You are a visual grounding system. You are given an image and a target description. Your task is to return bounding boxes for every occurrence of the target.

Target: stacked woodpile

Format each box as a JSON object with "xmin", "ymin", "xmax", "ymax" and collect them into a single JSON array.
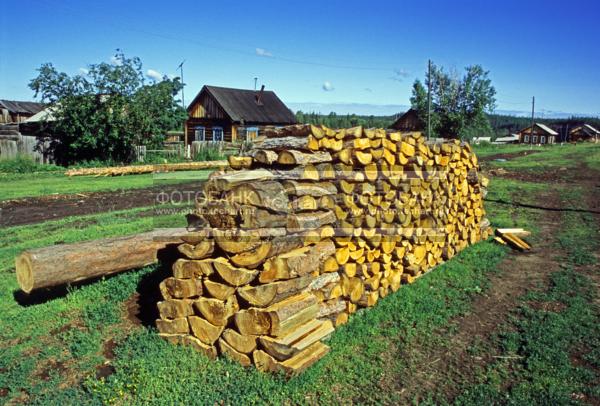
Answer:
[{"xmin": 155, "ymin": 124, "xmax": 491, "ymax": 374}]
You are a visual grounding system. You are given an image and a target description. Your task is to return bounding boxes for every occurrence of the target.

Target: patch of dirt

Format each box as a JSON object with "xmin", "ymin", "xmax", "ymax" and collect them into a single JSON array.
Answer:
[
  {"xmin": 124, "ymin": 293, "xmax": 143, "ymax": 326},
  {"xmin": 479, "ymin": 149, "xmax": 541, "ymax": 162},
  {"xmin": 0, "ymin": 388, "xmax": 7, "ymax": 397},
  {"xmin": 526, "ymin": 300, "xmax": 567, "ymax": 313},
  {"xmin": 0, "ymin": 180, "xmax": 206, "ymax": 227},
  {"xmin": 103, "ymin": 338, "xmax": 117, "ymax": 360},
  {"xmin": 395, "ymin": 190, "xmax": 563, "ymax": 403},
  {"xmin": 95, "ymin": 339, "xmax": 118, "ymax": 380},
  {"xmin": 49, "ymin": 320, "xmax": 84, "ymax": 336},
  {"xmin": 482, "ymin": 153, "xmax": 600, "ymax": 187},
  {"xmin": 95, "ymin": 363, "xmax": 116, "ymax": 380},
  {"xmin": 36, "ymin": 359, "xmax": 67, "ymax": 381}
]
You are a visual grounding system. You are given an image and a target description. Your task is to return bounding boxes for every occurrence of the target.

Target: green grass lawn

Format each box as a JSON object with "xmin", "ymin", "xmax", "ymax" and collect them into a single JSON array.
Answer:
[
  {"xmin": 472, "ymin": 143, "xmax": 535, "ymax": 158},
  {"xmin": 0, "ymin": 144, "xmax": 598, "ymax": 404},
  {"xmin": 0, "ymin": 170, "xmax": 212, "ymax": 201},
  {"xmin": 481, "ymin": 142, "xmax": 600, "ymax": 172}
]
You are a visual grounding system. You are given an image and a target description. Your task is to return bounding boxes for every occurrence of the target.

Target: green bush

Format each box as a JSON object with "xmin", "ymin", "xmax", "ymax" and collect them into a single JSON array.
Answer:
[
  {"xmin": 144, "ymin": 152, "xmax": 187, "ymax": 164},
  {"xmin": 0, "ymin": 155, "xmax": 61, "ymax": 173},
  {"xmin": 194, "ymin": 146, "xmax": 226, "ymax": 162}
]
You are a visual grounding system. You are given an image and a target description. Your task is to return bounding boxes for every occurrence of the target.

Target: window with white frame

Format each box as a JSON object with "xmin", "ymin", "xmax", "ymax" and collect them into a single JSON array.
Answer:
[
  {"xmin": 532, "ymin": 135, "xmax": 538, "ymax": 143},
  {"xmin": 540, "ymin": 135, "xmax": 546, "ymax": 144},
  {"xmin": 194, "ymin": 126, "xmax": 205, "ymax": 141},
  {"xmin": 524, "ymin": 135, "xmax": 529, "ymax": 143},
  {"xmin": 212, "ymin": 127, "xmax": 224, "ymax": 142},
  {"xmin": 246, "ymin": 127, "xmax": 259, "ymax": 141}
]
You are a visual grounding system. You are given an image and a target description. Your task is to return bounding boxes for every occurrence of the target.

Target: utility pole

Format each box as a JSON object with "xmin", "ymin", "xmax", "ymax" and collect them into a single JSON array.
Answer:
[
  {"xmin": 178, "ymin": 60, "xmax": 187, "ymax": 153},
  {"xmin": 530, "ymin": 96, "xmax": 535, "ymax": 144},
  {"xmin": 178, "ymin": 60, "xmax": 186, "ymax": 109},
  {"xmin": 427, "ymin": 59, "xmax": 432, "ymax": 141},
  {"xmin": 254, "ymin": 77, "xmax": 258, "ymax": 91}
]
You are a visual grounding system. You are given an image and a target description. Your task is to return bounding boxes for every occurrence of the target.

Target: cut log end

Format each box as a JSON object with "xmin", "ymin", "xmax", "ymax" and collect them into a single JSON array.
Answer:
[{"xmin": 15, "ymin": 253, "xmax": 34, "ymax": 293}]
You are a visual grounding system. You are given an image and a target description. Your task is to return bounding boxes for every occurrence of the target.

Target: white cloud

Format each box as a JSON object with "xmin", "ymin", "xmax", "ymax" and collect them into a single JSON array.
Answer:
[
  {"xmin": 390, "ymin": 68, "xmax": 410, "ymax": 82},
  {"xmin": 255, "ymin": 48, "xmax": 273, "ymax": 57},
  {"xmin": 322, "ymin": 81, "xmax": 334, "ymax": 92},
  {"xmin": 79, "ymin": 68, "xmax": 89, "ymax": 75},
  {"xmin": 167, "ymin": 74, "xmax": 176, "ymax": 80},
  {"xmin": 110, "ymin": 55, "xmax": 123, "ymax": 66},
  {"xmin": 146, "ymin": 69, "xmax": 163, "ymax": 82}
]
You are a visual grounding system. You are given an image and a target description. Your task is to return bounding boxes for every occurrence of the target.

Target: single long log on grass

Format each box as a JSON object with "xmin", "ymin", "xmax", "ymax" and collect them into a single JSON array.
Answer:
[
  {"xmin": 15, "ymin": 228, "xmax": 190, "ymax": 293},
  {"xmin": 64, "ymin": 161, "xmax": 226, "ymax": 177}
]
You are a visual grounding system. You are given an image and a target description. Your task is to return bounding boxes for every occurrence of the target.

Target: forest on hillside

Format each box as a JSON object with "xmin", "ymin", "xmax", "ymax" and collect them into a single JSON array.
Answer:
[{"xmin": 295, "ymin": 110, "xmax": 600, "ymax": 140}]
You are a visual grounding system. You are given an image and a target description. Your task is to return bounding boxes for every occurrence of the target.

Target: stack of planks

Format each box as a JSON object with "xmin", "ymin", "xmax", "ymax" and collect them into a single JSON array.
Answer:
[
  {"xmin": 494, "ymin": 228, "xmax": 531, "ymax": 251},
  {"xmin": 155, "ymin": 124, "xmax": 492, "ymax": 374}
]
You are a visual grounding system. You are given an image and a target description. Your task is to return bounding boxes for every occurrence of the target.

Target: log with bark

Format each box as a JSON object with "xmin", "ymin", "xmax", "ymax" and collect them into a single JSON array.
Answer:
[{"xmin": 16, "ymin": 228, "xmax": 189, "ymax": 293}]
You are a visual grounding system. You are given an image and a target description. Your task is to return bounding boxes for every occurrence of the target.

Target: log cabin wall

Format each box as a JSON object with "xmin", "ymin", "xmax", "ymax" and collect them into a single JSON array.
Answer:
[
  {"xmin": 518, "ymin": 130, "xmax": 556, "ymax": 144},
  {"xmin": 185, "ymin": 86, "xmax": 297, "ymax": 145}
]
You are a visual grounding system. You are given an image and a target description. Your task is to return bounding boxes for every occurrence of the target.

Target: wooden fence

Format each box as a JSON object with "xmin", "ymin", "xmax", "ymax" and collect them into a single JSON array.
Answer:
[{"xmin": 0, "ymin": 134, "xmax": 50, "ymax": 163}]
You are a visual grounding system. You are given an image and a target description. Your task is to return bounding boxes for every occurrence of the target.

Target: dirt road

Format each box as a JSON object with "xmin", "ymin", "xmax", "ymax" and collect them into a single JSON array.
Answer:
[{"xmin": 0, "ymin": 181, "xmax": 206, "ymax": 227}]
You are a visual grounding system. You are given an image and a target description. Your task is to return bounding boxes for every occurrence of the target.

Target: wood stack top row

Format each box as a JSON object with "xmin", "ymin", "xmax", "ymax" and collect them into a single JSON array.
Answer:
[{"xmin": 155, "ymin": 124, "xmax": 491, "ymax": 375}]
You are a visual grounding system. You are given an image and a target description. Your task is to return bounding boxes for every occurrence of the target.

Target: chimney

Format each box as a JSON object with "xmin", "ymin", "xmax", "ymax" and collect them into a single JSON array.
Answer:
[{"xmin": 255, "ymin": 85, "xmax": 265, "ymax": 105}]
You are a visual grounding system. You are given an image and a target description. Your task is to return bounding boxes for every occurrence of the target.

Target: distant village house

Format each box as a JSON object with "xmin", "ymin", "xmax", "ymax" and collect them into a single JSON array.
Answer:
[
  {"xmin": 517, "ymin": 123, "xmax": 558, "ymax": 144},
  {"xmin": 569, "ymin": 124, "xmax": 599, "ymax": 142},
  {"xmin": 389, "ymin": 108, "xmax": 424, "ymax": 132},
  {"xmin": 185, "ymin": 85, "xmax": 296, "ymax": 144}
]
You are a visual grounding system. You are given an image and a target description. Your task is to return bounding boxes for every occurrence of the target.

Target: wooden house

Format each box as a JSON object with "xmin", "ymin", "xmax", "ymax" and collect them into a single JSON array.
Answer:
[
  {"xmin": 569, "ymin": 124, "xmax": 599, "ymax": 142},
  {"xmin": 0, "ymin": 100, "xmax": 44, "ymax": 124},
  {"xmin": 517, "ymin": 123, "xmax": 558, "ymax": 144},
  {"xmin": 185, "ymin": 85, "xmax": 296, "ymax": 144},
  {"xmin": 389, "ymin": 108, "xmax": 424, "ymax": 131}
]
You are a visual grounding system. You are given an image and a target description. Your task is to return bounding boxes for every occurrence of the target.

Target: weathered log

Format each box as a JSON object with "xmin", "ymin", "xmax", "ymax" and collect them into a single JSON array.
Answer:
[
  {"xmin": 16, "ymin": 228, "xmax": 188, "ymax": 293},
  {"xmin": 280, "ymin": 341, "xmax": 330, "ymax": 375},
  {"xmin": 259, "ymin": 319, "xmax": 334, "ymax": 361},
  {"xmin": 237, "ymin": 274, "xmax": 313, "ymax": 307},
  {"xmin": 157, "ymin": 299, "xmax": 194, "ymax": 319},
  {"xmin": 194, "ymin": 295, "xmax": 239, "ymax": 326},
  {"xmin": 287, "ymin": 210, "xmax": 336, "ymax": 232},
  {"xmin": 177, "ymin": 240, "xmax": 214, "ymax": 260},
  {"xmin": 251, "ymin": 136, "xmax": 315, "ymax": 151},
  {"xmin": 218, "ymin": 338, "xmax": 252, "ymax": 366},
  {"xmin": 222, "ymin": 328, "xmax": 257, "ymax": 354},
  {"xmin": 260, "ymin": 240, "xmax": 336, "ymax": 283},
  {"xmin": 234, "ymin": 308, "xmax": 271, "ymax": 335},
  {"xmin": 277, "ymin": 150, "xmax": 332, "ymax": 165},
  {"xmin": 212, "ymin": 259, "xmax": 259, "ymax": 286},
  {"xmin": 189, "ymin": 315, "xmax": 224, "ymax": 345},
  {"xmin": 266, "ymin": 292, "xmax": 319, "ymax": 337},
  {"xmin": 182, "ymin": 335, "xmax": 218, "ymax": 359},
  {"xmin": 227, "ymin": 181, "xmax": 289, "ymax": 213},
  {"xmin": 156, "ymin": 318, "xmax": 189, "ymax": 334},
  {"xmin": 228, "ymin": 155, "xmax": 253, "ymax": 169}
]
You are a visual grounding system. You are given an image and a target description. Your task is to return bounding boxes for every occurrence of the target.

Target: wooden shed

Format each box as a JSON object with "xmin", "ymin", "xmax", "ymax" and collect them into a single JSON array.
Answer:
[
  {"xmin": 569, "ymin": 124, "xmax": 600, "ymax": 142},
  {"xmin": 518, "ymin": 123, "xmax": 558, "ymax": 144},
  {"xmin": 0, "ymin": 100, "xmax": 44, "ymax": 124},
  {"xmin": 389, "ymin": 108, "xmax": 424, "ymax": 131},
  {"xmin": 185, "ymin": 85, "xmax": 296, "ymax": 144}
]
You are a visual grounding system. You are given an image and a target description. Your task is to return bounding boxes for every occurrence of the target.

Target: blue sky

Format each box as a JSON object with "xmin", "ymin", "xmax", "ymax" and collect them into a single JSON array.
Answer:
[{"xmin": 1, "ymin": 0, "xmax": 599, "ymax": 116}]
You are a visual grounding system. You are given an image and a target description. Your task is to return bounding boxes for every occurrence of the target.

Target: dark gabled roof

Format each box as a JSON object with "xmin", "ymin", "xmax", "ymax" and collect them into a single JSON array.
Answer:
[
  {"xmin": 0, "ymin": 100, "xmax": 45, "ymax": 115},
  {"xmin": 570, "ymin": 124, "xmax": 600, "ymax": 136},
  {"xmin": 389, "ymin": 108, "xmax": 423, "ymax": 130},
  {"xmin": 188, "ymin": 85, "xmax": 296, "ymax": 125}
]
